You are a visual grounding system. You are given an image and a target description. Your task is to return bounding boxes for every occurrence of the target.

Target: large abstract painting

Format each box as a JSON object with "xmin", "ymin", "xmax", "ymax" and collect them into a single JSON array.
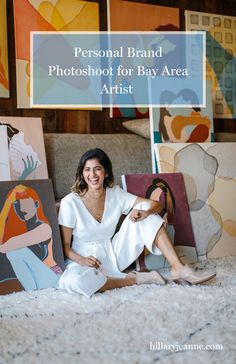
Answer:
[
  {"xmin": 122, "ymin": 173, "xmax": 197, "ymax": 270},
  {"xmin": 150, "ymin": 80, "xmax": 214, "ymax": 172},
  {"xmin": 0, "ymin": 0, "xmax": 9, "ymax": 98},
  {"xmin": 107, "ymin": 0, "xmax": 179, "ymax": 118},
  {"xmin": 155, "ymin": 142, "xmax": 236, "ymax": 259},
  {"xmin": 0, "ymin": 116, "xmax": 48, "ymax": 181},
  {"xmin": 13, "ymin": 0, "xmax": 99, "ymax": 108},
  {"xmin": 185, "ymin": 10, "xmax": 236, "ymax": 119},
  {"xmin": 0, "ymin": 179, "xmax": 65, "ymax": 295}
]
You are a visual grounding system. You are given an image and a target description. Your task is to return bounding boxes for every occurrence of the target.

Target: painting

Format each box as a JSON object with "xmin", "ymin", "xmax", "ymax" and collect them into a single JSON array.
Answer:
[
  {"xmin": 0, "ymin": 116, "xmax": 48, "ymax": 181},
  {"xmin": 13, "ymin": 0, "xmax": 100, "ymax": 108},
  {"xmin": 150, "ymin": 80, "xmax": 214, "ymax": 172},
  {"xmin": 185, "ymin": 10, "xmax": 236, "ymax": 119},
  {"xmin": 107, "ymin": 0, "xmax": 179, "ymax": 118},
  {"xmin": 0, "ymin": 179, "xmax": 65, "ymax": 295},
  {"xmin": 155, "ymin": 142, "xmax": 236, "ymax": 259},
  {"xmin": 0, "ymin": 0, "xmax": 9, "ymax": 98},
  {"xmin": 122, "ymin": 173, "xmax": 197, "ymax": 270}
]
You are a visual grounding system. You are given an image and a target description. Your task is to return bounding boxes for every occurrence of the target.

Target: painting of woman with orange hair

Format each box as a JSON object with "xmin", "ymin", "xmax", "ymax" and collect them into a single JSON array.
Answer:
[{"xmin": 0, "ymin": 180, "xmax": 64, "ymax": 295}]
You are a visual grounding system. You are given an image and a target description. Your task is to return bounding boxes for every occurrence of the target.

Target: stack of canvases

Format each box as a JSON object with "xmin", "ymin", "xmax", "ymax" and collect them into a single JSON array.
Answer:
[
  {"xmin": 0, "ymin": 116, "xmax": 65, "ymax": 295},
  {"xmin": 122, "ymin": 81, "xmax": 236, "ymax": 270},
  {"xmin": 0, "ymin": 0, "xmax": 100, "ymax": 296},
  {"xmin": 117, "ymin": 2, "xmax": 236, "ymax": 269}
]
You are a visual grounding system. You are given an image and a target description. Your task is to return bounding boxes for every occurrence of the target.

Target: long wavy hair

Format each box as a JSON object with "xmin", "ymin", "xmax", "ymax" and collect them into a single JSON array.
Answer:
[
  {"xmin": 2, "ymin": 186, "xmax": 48, "ymax": 243},
  {"xmin": 71, "ymin": 148, "xmax": 114, "ymax": 194},
  {"xmin": 145, "ymin": 178, "xmax": 176, "ymax": 224}
]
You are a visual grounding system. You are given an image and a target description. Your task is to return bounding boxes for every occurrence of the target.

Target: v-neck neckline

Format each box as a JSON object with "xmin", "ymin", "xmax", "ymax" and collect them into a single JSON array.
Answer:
[{"xmin": 77, "ymin": 189, "xmax": 107, "ymax": 224}]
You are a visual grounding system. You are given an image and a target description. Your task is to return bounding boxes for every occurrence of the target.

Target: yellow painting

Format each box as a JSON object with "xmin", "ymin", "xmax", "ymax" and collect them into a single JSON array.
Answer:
[
  {"xmin": 0, "ymin": 0, "xmax": 9, "ymax": 98},
  {"xmin": 13, "ymin": 0, "xmax": 99, "ymax": 108}
]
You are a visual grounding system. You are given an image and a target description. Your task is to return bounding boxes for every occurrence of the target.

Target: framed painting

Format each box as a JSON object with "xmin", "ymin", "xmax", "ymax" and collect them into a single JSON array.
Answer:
[
  {"xmin": 122, "ymin": 173, "xmax": 197, "ymax": 270},
  {"xmin": 107, "ymin": 0, "xmax": 179, "ymax": 118},
  {"xmin": 13, "ymin": 0, "xmax": 99, "ymax": 108},
  {"xmin": 185, "ymin": 10, "xmax": 236, "ymax": 119},
  {"xmin": 0, "ymin": 179, "xmax": 65, "ymax": 295},
  {"xmin": 0, "ymin": 0, "xmax": 9, "ymax": 98},
  {"xmin": 155, "ymin": 142, "xmax": 236, "ymax": 259},
  {"xmin": 0, "ymin": 116, "xmax": 48, "ymax": 181}
]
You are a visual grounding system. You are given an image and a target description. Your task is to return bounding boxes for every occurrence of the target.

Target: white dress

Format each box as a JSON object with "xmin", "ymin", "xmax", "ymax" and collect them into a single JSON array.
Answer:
[{"xmin": 58, "ymin": 185, "xmax": 164, "ymax": 297}]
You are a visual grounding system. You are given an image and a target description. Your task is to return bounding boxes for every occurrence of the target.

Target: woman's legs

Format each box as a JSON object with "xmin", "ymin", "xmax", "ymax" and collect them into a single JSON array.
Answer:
[
  {"xmin": 98, "ymin": 270, "xmax": 166, "ymax": 292},
  {"xmin": 98, "ymin": 272, "xmax": 136, "ymax": 292},
  {"xmin": 152, "ymin": 226, "xmax": 184, "ymax": 275}
]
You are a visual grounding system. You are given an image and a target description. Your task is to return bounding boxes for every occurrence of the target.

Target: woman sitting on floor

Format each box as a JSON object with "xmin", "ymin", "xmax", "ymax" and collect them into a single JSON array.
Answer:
[{"xmin": 58, "ymin": 148, "xmax": 215, "ymax": 298}]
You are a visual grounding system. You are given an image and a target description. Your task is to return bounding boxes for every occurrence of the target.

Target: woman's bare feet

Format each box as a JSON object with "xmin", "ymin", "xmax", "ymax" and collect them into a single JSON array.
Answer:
[{"xmin": 135, "ymin": 271, "xmax": 166, "ymax": 285}]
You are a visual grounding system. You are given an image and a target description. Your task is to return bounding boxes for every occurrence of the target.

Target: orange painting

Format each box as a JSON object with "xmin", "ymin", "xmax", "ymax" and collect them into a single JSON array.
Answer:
[
  {"xmin": 13, "ymin": 0, "xmax": 99, "ymax": 108},
  {"xmin": 107, "ymin": 0, "xmax": 179, "ymax": 117},
  {"xmin": 0, "ymin": 0, "xmax": 9, "ymax": 98}
]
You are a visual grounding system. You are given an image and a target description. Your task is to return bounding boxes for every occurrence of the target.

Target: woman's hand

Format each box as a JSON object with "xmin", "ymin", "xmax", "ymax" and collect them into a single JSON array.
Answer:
[
  {"xmin": 78, "ymin": 255, "xmax": 101, "ymax": 269},
  {"xmin": 129, "ymin": 209, "xmax": 149, "ymax": 223}
]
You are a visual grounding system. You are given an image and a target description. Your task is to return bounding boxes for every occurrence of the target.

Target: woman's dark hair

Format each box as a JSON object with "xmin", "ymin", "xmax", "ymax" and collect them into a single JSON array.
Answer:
[
  {"xmin": 71, "ymin": 148, "xmax": 114, "ymax": 194},
  {"xmin": 145, "ymin": 178, "xmax": 175, "ymax": 224}
]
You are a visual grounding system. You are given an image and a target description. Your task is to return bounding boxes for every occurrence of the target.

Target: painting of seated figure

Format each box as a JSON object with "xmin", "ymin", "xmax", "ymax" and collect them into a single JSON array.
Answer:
[{"xmin": 0, "ymin": 180, "xmax": 65, "ymax": 295}]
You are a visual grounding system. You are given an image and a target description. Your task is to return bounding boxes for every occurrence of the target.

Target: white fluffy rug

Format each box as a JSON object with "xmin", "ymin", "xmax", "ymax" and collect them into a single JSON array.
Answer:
[{"xmin": 0, "ymin": 257, "xmax": 236, "ymax": 364}]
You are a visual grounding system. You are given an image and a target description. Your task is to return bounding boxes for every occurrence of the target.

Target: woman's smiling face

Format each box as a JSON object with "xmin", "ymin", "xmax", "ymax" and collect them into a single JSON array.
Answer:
[{"xmin": 82, "ymin": 158, "xmax": 106, "ymax": 191}]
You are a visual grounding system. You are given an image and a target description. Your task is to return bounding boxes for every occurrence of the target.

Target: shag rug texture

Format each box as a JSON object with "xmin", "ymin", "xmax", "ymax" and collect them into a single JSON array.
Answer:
[{"xmin": 0, "ymin": 257, "xmax": 236, "ymax": 364}]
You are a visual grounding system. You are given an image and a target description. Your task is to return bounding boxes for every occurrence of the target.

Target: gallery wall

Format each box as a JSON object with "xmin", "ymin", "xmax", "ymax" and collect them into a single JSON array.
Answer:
[{"xmin": 0, "ymin": 0, "xmax": 235, "ymax": 134}]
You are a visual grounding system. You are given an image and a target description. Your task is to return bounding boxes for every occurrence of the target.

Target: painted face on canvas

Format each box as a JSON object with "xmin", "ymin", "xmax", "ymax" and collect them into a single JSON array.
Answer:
[
  {"xmin": 83, "ymin": 158, "xmax": 106, "ymax": 190},
  {"xmin": 14, "ymin": 197, "xmax": 38, "ymax": 221}
]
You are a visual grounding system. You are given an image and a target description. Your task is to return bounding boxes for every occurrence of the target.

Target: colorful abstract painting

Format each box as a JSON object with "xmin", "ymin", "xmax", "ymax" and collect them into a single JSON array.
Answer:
[
  {"xmin": 185, "ymin": 10, "xmax": 236, "ymax": 119},
  {"xmin": 0, "ymin": 179, "xmax": 65, "ymax": 295},
  {"xmin": 150, "ymin": 80, "xmax": 214, "ymax": 172},
  {"xmin": 13, "ymin": 0, "xmax": 99, "ymax": 108},
  {"xmin": 107, "ymin": 0, "xmax": 179, "ymax": 118},
  {"xmin": 0, "ymin": 0, "xmax": 9, "ymax": 98},
  {"xmin": 122, "ymin": 173, "xmax": 197, "ymax": 270},
  {"xmin": 155, "ymin": 142, "xmax": 236, "ymax": 259},
  {"xmin": 0, "ymin": 116, "xmax": 48, "ymax": 181}
]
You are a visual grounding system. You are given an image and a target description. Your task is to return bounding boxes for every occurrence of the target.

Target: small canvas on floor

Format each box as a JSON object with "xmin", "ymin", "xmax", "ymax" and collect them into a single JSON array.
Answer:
[
  {"xmin": 122, "ymin": 173, "xmax": 197, "ymax": 270},
  {"xmin": 0, "ymin": 179, "xmax": 65, "ymax": 295}
]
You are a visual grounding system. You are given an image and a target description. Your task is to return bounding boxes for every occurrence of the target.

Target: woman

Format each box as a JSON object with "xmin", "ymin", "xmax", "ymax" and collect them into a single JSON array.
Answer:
[
  {"xmin": 0, "ymin": 185, "xmax": 61, "ymax": 291},
  {"xmin": 58, "ymin": 149, "xmax": 215, "ymax": 298}
]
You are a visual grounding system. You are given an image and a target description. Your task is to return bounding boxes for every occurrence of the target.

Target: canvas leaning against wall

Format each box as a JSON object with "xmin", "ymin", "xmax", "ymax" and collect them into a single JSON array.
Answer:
[
  {"xmin": 107, "ymin": 0, "xmax": 179, "ymax": 118},
  {"xmin": 185, "ymin": 10, "xmax": 236, "ymax": 119},
  {"xmin": 122, "ymin": 173, "xmax": 197, "ymax": 270},
  {"xmin": 13, "ymin": 0, "xmax": 100, "ymax": 108},
  {"xmin": 155, "ymin": 142, "xmax": 236, "ymax": 260},
  {"xmin": 149, "ymin": 80, "xmax": 214, "ymax": 172},
  {"xmin": 0, "ymin": 179, "xmax": 65, "ymax": 295},
  {"xmin": 0, "ymin": 0, "xmax": 9, "ymax": 98},
  {"xmin": 0, "ymin": 116, "xmax": 48, "ymax": 181}
]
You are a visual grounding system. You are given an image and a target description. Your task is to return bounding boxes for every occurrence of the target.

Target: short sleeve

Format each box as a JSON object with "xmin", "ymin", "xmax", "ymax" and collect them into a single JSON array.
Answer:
[
  {"xmin": 58, "ymin": 196, "xmax": 76, "ymax": 228},
  {"xmin": 114, "ymin": 185, "xmax": 137, "ymax": 215}
]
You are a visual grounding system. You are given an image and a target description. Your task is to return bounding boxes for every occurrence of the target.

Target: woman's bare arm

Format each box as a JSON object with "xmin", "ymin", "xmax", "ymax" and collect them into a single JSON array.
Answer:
[
  {"xmin": 133, "ymin": 196, "xmax": 164, "ymax": 215},
  {"xmin": 60, "ymin": 225, "xmax": 101, "ymax": 268},
  {"xmin": 0, "ymin": 223, "xmax": 52, "ymax": 253}
]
